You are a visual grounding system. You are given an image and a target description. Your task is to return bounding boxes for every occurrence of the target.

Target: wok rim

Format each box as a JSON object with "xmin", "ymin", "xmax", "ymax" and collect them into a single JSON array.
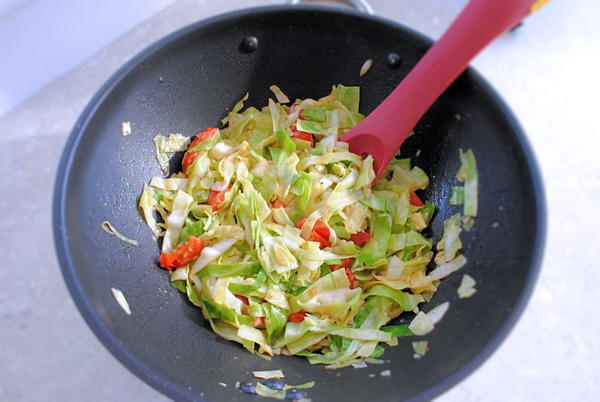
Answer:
[{"xmin": 52, "ymin": 4, "xmax": 546, "ymax": 401}]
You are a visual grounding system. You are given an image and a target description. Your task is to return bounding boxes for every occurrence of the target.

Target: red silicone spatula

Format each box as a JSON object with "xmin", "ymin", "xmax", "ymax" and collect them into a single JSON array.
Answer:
[{"xmin": 340, "ymin": 0, "xmax": 548, "ymax": 178}]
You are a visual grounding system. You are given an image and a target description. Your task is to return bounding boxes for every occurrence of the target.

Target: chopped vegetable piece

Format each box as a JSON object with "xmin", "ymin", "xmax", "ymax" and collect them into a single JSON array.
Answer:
[
  {"xmin": 159, "ymin": 236, "xmax": 204, "ymax": 270},
  {"xmin": 427, "ymin": 302, "xmax": 449, "ymax": 325},
  {"xmin": 290, "ymin": 125, "xmax": 314, "ymax": 147},
  {"xmin": 457, "ymin": 149, "xmax": 478, "ymax": 216},
  {"xmin": 345, "ymin": 268, "xmax": 358, "ymax": 289},
  {"xmin": 409, "ymin": 191, "xmax": 424, "ymax": 207},
  {"xmin": 350, "ymin": 232, "xmax": 371, "ymax": 247},
  {"xmin": 449, "ymin": 186, "xmax": 464, "ymax": 205},
  {"xmin": 122, "ymin": 121, "xmax": 131, "ymax": 136},
  {"xmin": 101, "ymin": 221, "xmax": 139, "ymax": 246},
  {"xmin": 297, "ymin": 218, "xmax": 332, "ymax": 248},
  {"xmin": 208, "ymin": 185, "xmax": 232, "ymax": 211},
  {"xmin": 256, "ymin": 383, "xmax": 286, "ymax": 399},
  {"xmin": 235, "ymin": 294, "xmax": 250, "ymax": 305},
  {"xmin": 269, "ymin": 85, "xmax": 290, "ymax": 104},
  {"xmin": 457, "ymin": 274, "xmax": 477, "ymax": 298},
  {"xmin": 409, "ymin": 311, "xmax": 435, "ymax": 336},
  {"xmin": 159, "ymin": 253, "xmax": 178, "ymax": 270},
  {"xmin": 330, "ymin": 258, "xmax": 354, "ymax": 269},
  {"xmin": 381, "ymin": 325, "xmax": 413, "ymax": 337},
  {"xmin": 288, "ymin": 381, "xmax": 315, "ymax": 390},
  {"xmin": 253, "ymin": 370, "xmax": 285, "ymax": 379},
  {"xmin": 359, "ymin": 59, "xmax": 373, "ymax": 76},
  {"xmin": 111, "ymin": 287, "xmax": 131, "ymax": 315},
  {"xmin": 288, "ymin": 311, "xmax": 307, "ymax": 323},
  {"xmin": 189, "ymin": 127, "xmax": 219, "ymax": 149},
  {"xmin": 182, "ymin": 151, "xmax": 199, "ymax": 174},
  {"xmin": 272, "ymin": 199, "xmax": 288, "ymax": 208},
  {"xmin": 412, "ymin": 340, "xmax": 429, "ymax": 356}
]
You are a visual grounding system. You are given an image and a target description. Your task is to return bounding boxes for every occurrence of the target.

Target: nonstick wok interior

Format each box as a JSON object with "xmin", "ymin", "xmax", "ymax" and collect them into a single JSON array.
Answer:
[{"xmin": 53, "ymin": 6, "xmax": 545, "ymax": 401}]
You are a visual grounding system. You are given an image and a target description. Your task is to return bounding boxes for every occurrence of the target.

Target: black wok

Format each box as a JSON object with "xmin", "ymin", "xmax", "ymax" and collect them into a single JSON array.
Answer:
[{"xmin": 53, "ymin": 5, "xmax": 545, "ymax": 401}]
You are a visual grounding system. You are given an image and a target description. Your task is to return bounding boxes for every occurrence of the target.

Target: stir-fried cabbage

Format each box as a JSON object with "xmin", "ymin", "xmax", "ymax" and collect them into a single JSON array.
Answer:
[{"xmin": 138, "ymin": 85, "xmax": 479, "ymax": 366}]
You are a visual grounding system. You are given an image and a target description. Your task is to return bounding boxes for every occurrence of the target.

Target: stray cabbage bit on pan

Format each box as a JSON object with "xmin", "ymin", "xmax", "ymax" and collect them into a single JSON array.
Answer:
[
  {"xmin": 412, "ymin": 340, "xmax": 429, "ymax": 358},
  {"xmin": 101, "ymin": 221, "xmax": 139, "ymax": 246},
  {"xmin": 457, "ymin": 274, "xmax": 477, "ymax": 298},
  {"xmin": 111, "ymin": 287, "xmax": 131, "ymax": 315},
  {"xmin": 139, "ymin": 85, "xmax": 479, "ymax": 367}
]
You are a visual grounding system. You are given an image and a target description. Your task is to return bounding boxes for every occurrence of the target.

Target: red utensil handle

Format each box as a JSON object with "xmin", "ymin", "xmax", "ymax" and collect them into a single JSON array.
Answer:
[{"xmin": 342, "ymin": 0, "xmax": 540, "ymax": 176}]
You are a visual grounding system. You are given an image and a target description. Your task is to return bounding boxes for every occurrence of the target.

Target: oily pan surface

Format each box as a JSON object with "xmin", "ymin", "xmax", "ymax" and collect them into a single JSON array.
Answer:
[{"xmin": 55, "ymin": 6, "xmax": 543, "ymax": 402}]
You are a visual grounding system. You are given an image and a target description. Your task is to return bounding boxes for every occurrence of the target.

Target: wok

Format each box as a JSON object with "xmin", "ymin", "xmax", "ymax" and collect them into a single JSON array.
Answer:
[{"xmin": 53, "ymin": 4, "xmax": 545, "ymax": 401}]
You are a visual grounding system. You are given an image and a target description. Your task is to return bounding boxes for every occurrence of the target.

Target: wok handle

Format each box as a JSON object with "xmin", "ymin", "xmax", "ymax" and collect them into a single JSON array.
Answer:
[{"xmin": 288, "ymin": 0, "xmax": 373, "ymax": 15}]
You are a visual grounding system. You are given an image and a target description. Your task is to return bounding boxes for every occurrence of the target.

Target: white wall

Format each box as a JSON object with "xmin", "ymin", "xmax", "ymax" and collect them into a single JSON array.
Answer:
[{"xmin": 0, "ymin": 0, "xmax": 173, "ymax": 116}]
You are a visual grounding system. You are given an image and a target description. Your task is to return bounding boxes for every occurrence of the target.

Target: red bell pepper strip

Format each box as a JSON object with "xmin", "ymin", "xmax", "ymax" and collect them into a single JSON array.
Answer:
[
  {"xmin": 182, "ymin": 128, "xmax": 219, "ymax": 174},
  {"xmin": 296, "ymin": 218, "xmax": 331, "ymax": 248},
  {"xmin": 313, "ymin": 219, "xmax": 330, "ymax": 240},
  {"xmin": 235, "ymin": 294, "xmax": 249, "ymax": 305},
  {"xmin": 159, "ymin": 236, "xmax": 205, "ymax": 270},
  {"xmin": 182, "ymin": 150, "xmax": 199, "ymax": 174},
  {"xmin": 290, "ymin": 125, "xmax": 314, "ymax": 147},
  {"xmin": 208, "ymin": 185, "xmax": 232, "ymax": 211},
  {"xmin": 350, "ymin": 232, "xmax": 371, "ymax": 247},
  {"xmin": 345, "ymin": 267, "xmax": 358, "ymax": 289},
  {"xmin": 189, "ymin": 127, "xmax": 219, "ymax": 149},
  {"xmin": 271, "ymin": 199, "xmax": 288, "ymax": 208},
  {"xmin": 409, "ymin": 191, "xmax": 425, "ymax": 207},
  {"xmin": 330, "ymin": 258, "xmax": 355, "ymax": 270},
  {"xmin": 159, "ymin": 253, "xmax": 179, "ymax": 270},
  {"xmin": 288, "ymin": 311, "xmax": 307, "ymax": 323}
]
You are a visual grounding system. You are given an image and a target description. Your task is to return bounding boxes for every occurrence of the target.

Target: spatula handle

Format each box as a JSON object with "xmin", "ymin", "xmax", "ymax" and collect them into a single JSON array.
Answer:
[{"xmin": 342, "ymin": 0, "xmax": 543, "ymax": 176}]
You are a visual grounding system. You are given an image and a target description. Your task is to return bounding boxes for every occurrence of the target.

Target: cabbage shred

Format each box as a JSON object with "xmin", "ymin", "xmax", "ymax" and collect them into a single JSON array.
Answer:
[{"xmin": 139, "ymin": 85, "xmax": 477, "ymax": 365}]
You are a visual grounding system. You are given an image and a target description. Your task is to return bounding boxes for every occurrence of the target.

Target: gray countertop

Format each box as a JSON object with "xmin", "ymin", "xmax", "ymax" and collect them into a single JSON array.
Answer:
[{"xmin": 1, "ymin": 0, "xmax": 598, "ymax": 401}]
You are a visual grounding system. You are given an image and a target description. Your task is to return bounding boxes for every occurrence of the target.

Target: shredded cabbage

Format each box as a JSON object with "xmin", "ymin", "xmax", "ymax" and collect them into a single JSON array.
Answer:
[
  {"xmin": 101, "ymin": 221, "xmax": 139, "ymax": 246},
  {"xmin": 138, "ymin": 85, "xmax": 478, "ymax": 366},
  {"xmin": 162, "ymin": 190, "xmax": 193, "ymax": 253},
  {"xmin": 153, "ymin": 133, "xmax": 190, "ymax": 174},
  {"xmin": 457, "ymin": 149, "xmax": 478, "ymax": 217},
  {"xmin": 252, "ymin": 369, "xmax": 285, "ymax": 379}
]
